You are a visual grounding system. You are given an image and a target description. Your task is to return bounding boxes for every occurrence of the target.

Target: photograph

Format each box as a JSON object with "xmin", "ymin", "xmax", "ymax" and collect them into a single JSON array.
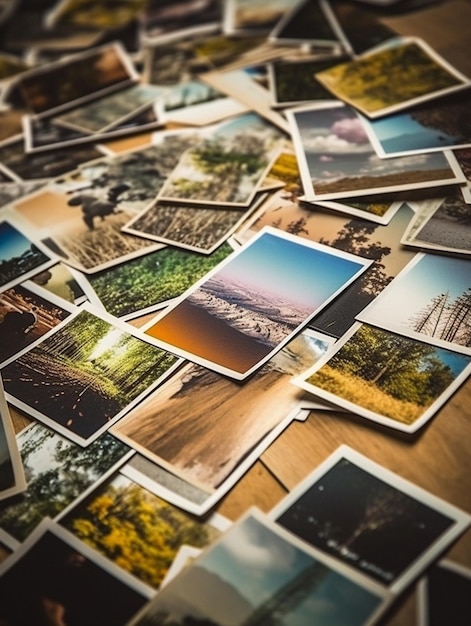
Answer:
[
  {"xmin": 453, "ymin": 146, "xmax": 471, "ymax": 202},
  {"xmin": 60, "ymin": 473, "xmax": 228, "ymax": 589},
  {"xmin": 293, "ymin": 321, "xmax": 471, "ymax": 432},
  {"xmin": 45, "ymin": 0, "xmax": 148, "ymax": 30},
  {"xmin": 142, "ymin": 226, "xmax": 371, "ymax": 379},
  {"xmin": 269, "ymin": 0, "xmax": 342, "ymax": 47},
  {"xmin": 5, "ymin": 41, "xmax": 138, "ymax": 116},
  {"xmin": 287, "ymin": 101, "xmax": 466, "ymax": 201},
  {"xmin": 417, "ymin": 559, "xmax": 471, "ymax": 626},
  {"xmin": 401, "ymin": 190, "xmax": 471, "ymax": 255},
  {"xmin": 157, "ymin": 112, "xmax": 284, "ymax": 207},
  {"xmin": 0, "ymin": 421, "xmax": 133, "ymax": 545},
  {"xmin": 111, "ymin": 329, "xmax": 333, "ymax": 492},
  {"xmin": 127, "ymin": 508, "xmax": 390, "ymax": 626},
  {"xmin": 29, "ymin": 261, "xmax": 89, "ymax": 305},
  {"xmin": 0, "ymin": 280, "xmax": 75, "ymax": 365},
  {"xmin": 363, "ymin": 88, "xmax": 471, "ymax": 157},
  {"xmin": 123, "ymin": 196, "xmax": 262, "ymax": 254},
  {"xmin": 0, "ymin": 217, "xmax": 56, "ymax": 293},
  {"xmin": 315, "ymin": 37, "xmax": 470, "ymax": 118},
  {"xmin": 223, "ymin": 0, "xmax": 299, "ymax": 35},
  {"xmin": 1, "ymin": 304, "xmax": 181, "ymax": 444},
  {"xmin": 358, "ymin": 252, "xmax": 471, "ymax": 354},
  {"xmin": 86, "ymin": 242, "xmax": 234, "ymax": 319},
  {"xmin": 269, "ymin": 56, "xmax": 350, "ymax": 108},
  {"xmin": 237, "ymin": 196, "xmax": 416, "ymax": 337},
  {"xmin": 0, "ymin": 375, "xmax": 26, "ymax": 502},
  {"xmin": 141, "ymin": 0, "xmax": 222, "ymax": 38},
  {"xmin": 0, "ymin": 136, "xmax": 104, "ymax": 181},
  {"xmin": 270, "ymin": 445, "xmax": 471, "ymax": 594},
  {"xmin": 54, "ymin": 83, "xmax": 166, "ymax": 134},
  {"xmin": 0, "ymin": 519, "xmax": 152, "ymax": 626},
  {"xmin": 11, "ymin": 185, "xmax": 163, "ymax": 274}
]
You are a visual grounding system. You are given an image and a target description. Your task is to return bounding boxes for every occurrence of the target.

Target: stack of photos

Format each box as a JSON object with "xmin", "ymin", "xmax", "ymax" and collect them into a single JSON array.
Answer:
[{"xmin": 0, "ymin": 0, "xmax": 470, "ymax": 624}]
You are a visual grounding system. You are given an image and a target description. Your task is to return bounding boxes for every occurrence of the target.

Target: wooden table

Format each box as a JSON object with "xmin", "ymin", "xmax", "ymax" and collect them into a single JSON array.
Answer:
[{"xmin": 8, "ymin": 2, "xmax": 471, "ymax": 624}]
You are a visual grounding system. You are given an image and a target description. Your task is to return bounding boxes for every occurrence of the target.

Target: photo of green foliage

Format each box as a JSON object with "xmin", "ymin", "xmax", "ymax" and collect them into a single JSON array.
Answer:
[
  {"xmin": 88, "ymin": 243, "xmax": 233, "ymax": 318},
  {"xmin": 2, "ymin": 307, "xmax": 179, "ymax": 441},
  {"xmin": 61, "ymin": 474, "xmax": 222, "ymax": 589},
  {"xmin": 0, "ymin": 422, "xmax": 131, "ymax": 542},
  {"xmin": 305, "ymin": 323, "xmax": 471, "ymax": 427}
]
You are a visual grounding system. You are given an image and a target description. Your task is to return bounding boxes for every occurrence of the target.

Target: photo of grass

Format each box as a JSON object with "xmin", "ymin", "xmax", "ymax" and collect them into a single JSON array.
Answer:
[
  {"xmin": 112, "ymin": 330, "xmax": 331, "ymax": 491},
  {"xmin": 287, "ymin": 101, "xmax": 464, "ymax": 201},
  {"xmin": 296, "ymin": 322, "xmax": 471, "ymax": 431},
  {"xmin": 61, "ymin": 473, "xmax": 224, "ymax": 589},
  {"xmin": 87, "ymin": 242, "xmax": 233, "ymax": 319},
  {"xmin": 1, "ymin": 306, "xmax": 179, "ymax": 443},
  {"xmin": 315, "ymin": 37, "xmax": 468, "ymax": 117},
  {"xmin": 124, "ymin": 199, "xmax": 255, "ymax": 253}
]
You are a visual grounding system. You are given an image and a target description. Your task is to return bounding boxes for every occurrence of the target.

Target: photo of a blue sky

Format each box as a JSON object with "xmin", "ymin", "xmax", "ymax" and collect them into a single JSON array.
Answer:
[
  {"xmin": 136, "ymin": 513, "xmax": 385, "ymax": 626},
  {"xmin": 359, "ymin": 253, "xmax": 471, "ymax": 354},
  {"xmin": 367, "ymin": 89, "xmax": 471, "ymax": 156}
]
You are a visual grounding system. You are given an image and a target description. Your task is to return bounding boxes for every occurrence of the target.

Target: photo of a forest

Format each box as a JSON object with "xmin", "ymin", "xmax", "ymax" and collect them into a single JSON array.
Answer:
[
  {"xmin": 275, "ymin": 457, "xmax": 454, "ymax": 586},
  {"xmin": 0, "ymin": 422, "xmax": 131, "ymax": 542},
  {"xmin": 302, "ymin": 323, "xmax": 471, "ymax": 427},
  {"xmin": 1, "ymin": 307, "xmax": 179, "ymax": 441},
  {"xmin": 61, "ymin": 474, "xmax": 222, "ymax": 589}
]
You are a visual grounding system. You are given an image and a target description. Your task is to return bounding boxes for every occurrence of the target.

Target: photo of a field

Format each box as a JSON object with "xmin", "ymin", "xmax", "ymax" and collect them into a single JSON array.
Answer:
[
  {"xmin": 315, "ymin": 39, "xmax": 466, "ymax": 117},
  {"xmin": 300, "ymin": 323, "xmax": 471, "ymax": 429}
]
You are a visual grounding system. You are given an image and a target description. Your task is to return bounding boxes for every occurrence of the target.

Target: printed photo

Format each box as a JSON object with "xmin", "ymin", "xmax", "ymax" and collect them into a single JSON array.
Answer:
[
  {"xmin": 0, "ymin": 136, "xmax": 104, "ymax": 181},
  {"xmin": 363, "ymin": 88, "xmax": 471, "ymax": 157},
  {"xmin": 123, "ymin": 195, "xmax": 262, "ymax": 254},
  {"xmin": 0, "ymin": 375, "xmax": 26, "ymax": 502},
  {"xmin": 224, "ymin": 0, "xmax": 298, "ymax": 35},
  {"xmin": 86, "ymin": 242, "xmax": 234, "ymax": 319},
  {"xmin": 60, "ymin": 473, "xmax": 228, "ymax": 589},
  {"xmin": 237, "ymin": 198, "xmax": 416, "ymax": 337},
  {"xmin": 294, "ymin": 322, "xmax": 471, "ymax": 432},
  {"xmin": 0, "ymin": 217, "xmax": 56, "ymax": 293},
  {"xmin": 417, "ymin": 559, "xmax": 471, "ymax": 626},
  {"xmin": 122, "ymin": 452, "xmax": 215, "ymax": 516},
  {"xmin": 127, "ymin": 509, "xmax": 390, "ymax": 626},
  {"xmin": 11, "ymin": 185, "xmax": 163, "ymax": 274},
  {"xmin": 157, "ymin": 112, "xmax": 284, "ymax": 206},
  {"xmin": 287, "ymin": 101, "xmax": 465, "ymax": 201},
  {"xmin": 6, "ymin": 42, "xmax": 138, "ymax": 116},
  {"xmin": 29, "ymin": 261, "xmax": 89, "ymax": 305},
  {"xmin": 315, "ymin": 37, "xmax": 470, "ymax": 118},
  {"xmin": 358, "ymin": 252, "xmax": 471, "ymax": 354},
  {"xmin": 0, "ymin": 421, "xmax": 132, "ymax": 545},
  {"xmin": 0, "ymin": 281, "xmax": 75, "ymax": 366},
  {"xmin": 1, "ymin": 304, "xmax": 181, "ymax": 444},
  {"xmin": 141, "ymin": 0, "xmax": 222, "ymax": 38},
  {"xmin": 270, "ymin": 446, "xmax": 471, "ymax": 594},
  {"xmin": 111, "ymin": 330, "xmax": 332, "ymax": 492},
  {"xmin": 269, "ymin": 0, "xmax": 341, "ymax": 47},
  {"xmin": 142, "ymin": 227, "xmax": 371, "ymax": 379},
  {"xmin": 401, "ymin": 190, "xmax": 471, "ymax": 255},
  {"xmin": 45, "ymin": 0, "xmax": 148, "ymax": 30},
  {"xmin": 0, "ymin": 519, "xmax": 152, "ymax": 625}
]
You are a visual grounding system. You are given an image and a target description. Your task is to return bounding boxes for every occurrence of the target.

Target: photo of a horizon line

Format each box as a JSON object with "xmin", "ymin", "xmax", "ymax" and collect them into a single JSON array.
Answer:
[{"xmin": 144, "ymin": 228, "xmax": 368, "ymax": 377}]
